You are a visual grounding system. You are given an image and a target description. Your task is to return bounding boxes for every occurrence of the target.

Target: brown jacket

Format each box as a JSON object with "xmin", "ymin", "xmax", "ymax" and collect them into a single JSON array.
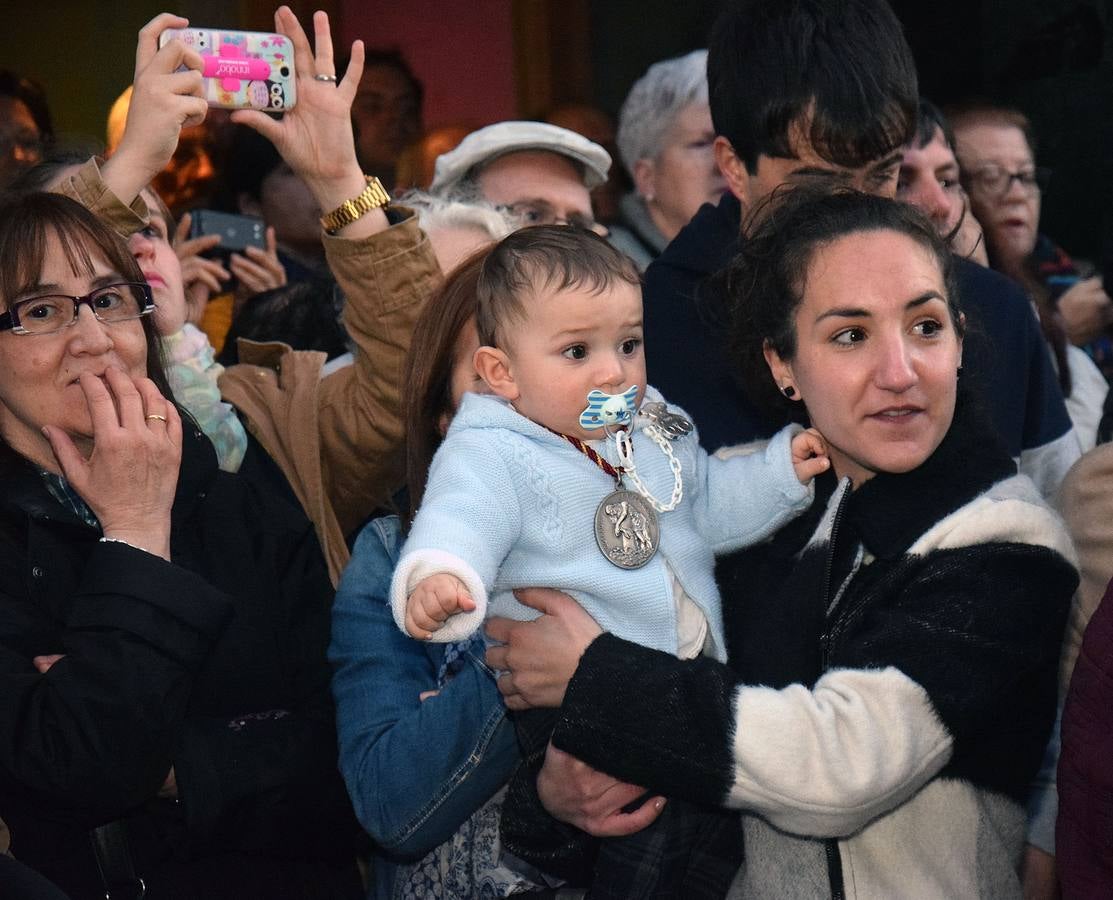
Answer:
[
  {"xmin": 1057, "ymin": 442, "xmax": 1113, "ymax": 693},
  {"xmin": 63, "ymin": 160, "xmax": 440, "ymax": 584},
  {"xmin": 63, "ymin": 159, "xmax": 150, "ymax": 232},
  {"xmin": 220, "ymin": 217, "xmax": 439, "ymax": 583}
]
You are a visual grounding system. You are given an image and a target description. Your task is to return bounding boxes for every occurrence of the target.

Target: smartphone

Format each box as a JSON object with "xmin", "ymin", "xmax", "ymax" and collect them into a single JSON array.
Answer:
[
  {"xmin": 158, "ymin": 27, "xmax": 296, "ymax": 111},
  {"xmin": 189, "ymin": 209, "xmax": 266, "ymax": 256}
]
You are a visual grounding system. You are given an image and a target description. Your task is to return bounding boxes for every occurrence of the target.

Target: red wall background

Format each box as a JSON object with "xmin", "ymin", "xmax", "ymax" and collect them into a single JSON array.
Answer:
[{"xmin": 339, "ymin": 0, "xmax": 517, "ymax": 129}]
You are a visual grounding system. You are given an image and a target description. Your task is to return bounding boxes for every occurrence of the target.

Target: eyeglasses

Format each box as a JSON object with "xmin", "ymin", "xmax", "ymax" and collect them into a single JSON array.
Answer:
[
  {"xmin": 0, "ymin": 282, "xmax": 154, "ymax": 336},
  {"xmin": 965, "ymin": 164, "xmax": 1050, "ymax": 198},
  {"xmin": 496, "ymin": 200, "xmax": 608, "ymax": 237}
]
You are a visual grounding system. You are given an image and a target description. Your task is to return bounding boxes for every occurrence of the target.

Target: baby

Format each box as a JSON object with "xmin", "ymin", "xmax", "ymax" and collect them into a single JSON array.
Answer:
[
  {"xmin": 392, "ymin": 226, "xmax": 826, "ymax": 661},
  {"xmin": 388, "ymin": 225, "xmax": 828, "ymax": 894}
]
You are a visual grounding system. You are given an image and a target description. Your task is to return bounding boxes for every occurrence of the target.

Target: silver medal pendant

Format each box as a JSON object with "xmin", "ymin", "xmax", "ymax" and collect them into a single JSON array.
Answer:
[{"xmin": 595, "ymin": 489, "xmax": 660, "ymax": 569}]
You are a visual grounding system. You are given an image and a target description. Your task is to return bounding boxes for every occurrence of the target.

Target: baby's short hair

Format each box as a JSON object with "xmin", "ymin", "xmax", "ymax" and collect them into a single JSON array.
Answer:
[{"xmin": 476, "ymin": 225, "xmax": 641, "ymax": 347}]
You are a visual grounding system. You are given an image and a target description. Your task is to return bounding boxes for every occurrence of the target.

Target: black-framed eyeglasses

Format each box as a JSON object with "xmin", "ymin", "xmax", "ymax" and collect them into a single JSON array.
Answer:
[
  {"xmin": 0, "ymin": 282, "xmax": 155, "ymax": 336},
  {"xmin": 964, "ymin": 164, "xmax": 1051, "ymax": 198}
]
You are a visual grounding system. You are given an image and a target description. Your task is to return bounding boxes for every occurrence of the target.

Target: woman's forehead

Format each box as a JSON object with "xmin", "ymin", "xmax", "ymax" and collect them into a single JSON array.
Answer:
[
  {"xmin": 956, "ymin": 122, "xmax": 1032, "ymax": 163},
  {"xmin": 800, "ymin": 230, "xmax": 945, "ymax": 304},
  {"xmin": 29, "ymin": 226, "xmax": 115, "ymax": 287}
]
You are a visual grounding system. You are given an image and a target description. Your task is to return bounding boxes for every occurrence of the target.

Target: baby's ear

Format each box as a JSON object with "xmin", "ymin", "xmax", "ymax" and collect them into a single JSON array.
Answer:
[{"xmin": 474, "ymin": 345, "xmax": 519, "ymax": 401}]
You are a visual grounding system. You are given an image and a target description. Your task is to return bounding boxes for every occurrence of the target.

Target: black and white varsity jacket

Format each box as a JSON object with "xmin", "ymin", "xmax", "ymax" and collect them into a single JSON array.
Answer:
[{"xmin": 552, "ymin": 403, "xmax": 1079, "ymax": 899}]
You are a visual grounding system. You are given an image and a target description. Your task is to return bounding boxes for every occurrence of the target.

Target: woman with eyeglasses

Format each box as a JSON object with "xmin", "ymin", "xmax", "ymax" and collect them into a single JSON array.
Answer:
[
  {"xmin": 0, "ymin": 8, "xmax": 411, "ymax": 899},
  {"xmin": 952, "ymin": 105, "xmax": 1109, "ymax": 451},
  {"xmin": 0, "ymin": 192, "xmax": 366, "ymax": 900}
]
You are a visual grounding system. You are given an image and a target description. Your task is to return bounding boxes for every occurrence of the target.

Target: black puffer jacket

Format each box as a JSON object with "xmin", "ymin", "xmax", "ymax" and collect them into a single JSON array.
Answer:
[{"xmin": 0, "ymin": 429, "xmax": 362, "ymax": 899}]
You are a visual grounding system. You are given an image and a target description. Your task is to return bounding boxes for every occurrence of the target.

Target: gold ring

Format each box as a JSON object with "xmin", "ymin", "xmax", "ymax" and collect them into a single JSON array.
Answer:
[{"xmin": 145, "ymin": 414, "xmax": 167, "ymax": 423}]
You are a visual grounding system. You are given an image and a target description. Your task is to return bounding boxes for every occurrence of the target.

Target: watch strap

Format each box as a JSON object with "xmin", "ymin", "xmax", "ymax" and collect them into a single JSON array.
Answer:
[{"xmin": 320, "ymin": 176, "xmax": 390, "ymax": 234}]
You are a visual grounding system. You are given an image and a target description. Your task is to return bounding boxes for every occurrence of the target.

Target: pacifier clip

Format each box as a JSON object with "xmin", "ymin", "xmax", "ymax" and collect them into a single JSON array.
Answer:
[{"xmin": 560, "ymin": 389, "xmax": 693, "ymax": 569}]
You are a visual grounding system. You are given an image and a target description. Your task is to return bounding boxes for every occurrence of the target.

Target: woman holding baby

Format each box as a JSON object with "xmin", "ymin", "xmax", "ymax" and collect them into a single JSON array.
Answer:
[
  {"xmin": 482, "ymin": 189, "xmax": 1079, "ymax": 898},
  {"xmin": 331, "ymin": 186, "xmax": 1078, "ymax": 898}
]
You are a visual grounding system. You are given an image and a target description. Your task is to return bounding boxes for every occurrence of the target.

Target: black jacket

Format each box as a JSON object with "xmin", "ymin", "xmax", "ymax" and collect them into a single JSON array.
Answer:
[
  {"xmin": 553, "ymin": 403, "xmax": 1078, "ymax": 897},
  {"xmin": 642, "ymin": 193, "xmax": 1077, "ymax": 494},
  {"xmin": 0, "ymin": 430, "xmax": 361, "ymax": 899}
]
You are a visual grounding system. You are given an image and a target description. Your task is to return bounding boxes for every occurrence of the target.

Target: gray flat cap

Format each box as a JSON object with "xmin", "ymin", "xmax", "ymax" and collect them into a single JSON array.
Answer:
[{"xmin": 431, "ymin": 121, "xmax": 612, "ymax": 193}]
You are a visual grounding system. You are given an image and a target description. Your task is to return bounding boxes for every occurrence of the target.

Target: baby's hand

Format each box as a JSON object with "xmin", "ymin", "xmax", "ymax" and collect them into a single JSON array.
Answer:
[
  {"xmin": 791, "ymin": 427, "xmax": 829, "ymax": 484},
  {"xmin": 406, "ymin": 573, "xmax": 476, "ymax": 639}
]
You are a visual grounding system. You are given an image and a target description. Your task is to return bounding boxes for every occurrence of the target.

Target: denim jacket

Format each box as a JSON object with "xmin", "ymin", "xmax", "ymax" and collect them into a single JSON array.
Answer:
[{"xmin": 329, "ymin": 515, "xmax": 521, "ymax": 897}]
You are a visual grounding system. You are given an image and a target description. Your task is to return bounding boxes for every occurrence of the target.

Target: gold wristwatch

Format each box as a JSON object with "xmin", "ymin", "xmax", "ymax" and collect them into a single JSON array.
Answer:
[{"xmin": 320, "ymin": 176, "xmax": 390, "ymax": 234}]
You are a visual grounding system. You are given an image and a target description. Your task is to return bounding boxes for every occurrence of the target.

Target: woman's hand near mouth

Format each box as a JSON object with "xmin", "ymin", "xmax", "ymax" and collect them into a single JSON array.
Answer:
[{"xmin": 44, "ymin": 367, "xmax": 181, "ymax": 561}]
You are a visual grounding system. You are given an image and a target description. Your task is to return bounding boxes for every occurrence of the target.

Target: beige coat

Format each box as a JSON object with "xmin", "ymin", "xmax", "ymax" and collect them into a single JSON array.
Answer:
[
  {"xmin": 63, "ymin": 160, "xmax": 440, "ymax": 584},
  {"xmin": 220, "ymin": 219, "xmax": 439, "ymax": 583}
]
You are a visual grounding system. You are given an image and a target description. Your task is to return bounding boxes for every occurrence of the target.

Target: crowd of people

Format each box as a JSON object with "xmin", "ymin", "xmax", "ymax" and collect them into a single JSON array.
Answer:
[{"xmin": 0, "ymin": 1, "xmax": 1109, "ymax": 898}]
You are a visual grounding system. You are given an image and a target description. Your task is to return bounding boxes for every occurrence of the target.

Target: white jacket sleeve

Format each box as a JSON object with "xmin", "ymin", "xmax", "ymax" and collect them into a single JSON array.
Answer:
[{"xmin": 389, "ymin": 429, "xmax": 522, "ymax": 642}]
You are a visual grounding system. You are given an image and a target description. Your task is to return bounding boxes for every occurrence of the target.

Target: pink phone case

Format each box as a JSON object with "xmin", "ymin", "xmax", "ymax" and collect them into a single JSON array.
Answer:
[{"xmin": 159, "ymin": 28, "xmax": 296, "ymax": 111}]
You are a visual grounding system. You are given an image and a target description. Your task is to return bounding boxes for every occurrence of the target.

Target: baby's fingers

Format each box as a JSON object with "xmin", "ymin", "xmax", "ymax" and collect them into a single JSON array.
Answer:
[
  {"xmin": 794, "ymin": 456, "xmax": 830, "ymax": 482},
  {"xmin": 405, "ymin": 602, "xmax": 441, "ymax": 639},
  {"xmin": 803, "ymin": 427, "xmax": 827, "ymax": 451},
  {"xmin": 457, "ymin": 587, "xmax": 476, "ymax": 612},
  {"xmin": 793, "ymin": 429, "xmax": 826, "ymax": 460}
]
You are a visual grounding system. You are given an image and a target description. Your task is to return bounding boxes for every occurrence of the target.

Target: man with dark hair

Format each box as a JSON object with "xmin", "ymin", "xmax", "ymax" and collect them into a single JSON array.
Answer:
[
  {"xmin": 644, "ymin": 0, "xmax": 1079, "ymax": 498},
  {"xmin": 0, "ymin": 70, "xmax": 53, "ymax": 188},
  {"xmin": 708, "ymin": 0, "xmax": 914, "ymax": 206},
  {"xmin": 896, "ymin": 99, "xmax": 984, "ymax": 259},
  {"xmin": 352, "ymin": 50, "xmax": 424, "ymax": 189}
]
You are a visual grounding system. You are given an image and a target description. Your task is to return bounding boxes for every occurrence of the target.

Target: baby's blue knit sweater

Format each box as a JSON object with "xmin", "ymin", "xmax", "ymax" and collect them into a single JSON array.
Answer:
[{"xmin": 390, "ymin": 389, "xmax": 810, "ymax": 661}]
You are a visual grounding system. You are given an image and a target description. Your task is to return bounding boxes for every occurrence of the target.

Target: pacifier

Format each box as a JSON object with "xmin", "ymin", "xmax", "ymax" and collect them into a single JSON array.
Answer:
[{"xmin": 579, "ymin": 385, "xmax": 640, "ymax": 431}]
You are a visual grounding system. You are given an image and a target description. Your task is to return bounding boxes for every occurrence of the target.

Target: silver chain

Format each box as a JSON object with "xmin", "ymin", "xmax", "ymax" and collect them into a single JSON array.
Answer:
[{"xmin": 614, "ymin": 424, "xmax": 683, "ymax": 512}]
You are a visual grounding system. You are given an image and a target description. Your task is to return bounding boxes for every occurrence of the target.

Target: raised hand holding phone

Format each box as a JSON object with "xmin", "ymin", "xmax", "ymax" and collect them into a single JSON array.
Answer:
[
  {"xmin": 102, "ymin": 13, "xmax": 207, "ymax": 206},
  {"xmin": 231, "ymin": 7, "xmax": 380, "ymax": 238},
  {"xmin": 229, "ymin": 225, "xmax": 288, "ymax": 304}
]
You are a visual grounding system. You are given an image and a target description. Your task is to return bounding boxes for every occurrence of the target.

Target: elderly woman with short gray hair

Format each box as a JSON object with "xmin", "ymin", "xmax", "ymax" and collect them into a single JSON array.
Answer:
[{"xmin": 608, "ymin": 50, "xmax": 726, "ymax": 270}]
